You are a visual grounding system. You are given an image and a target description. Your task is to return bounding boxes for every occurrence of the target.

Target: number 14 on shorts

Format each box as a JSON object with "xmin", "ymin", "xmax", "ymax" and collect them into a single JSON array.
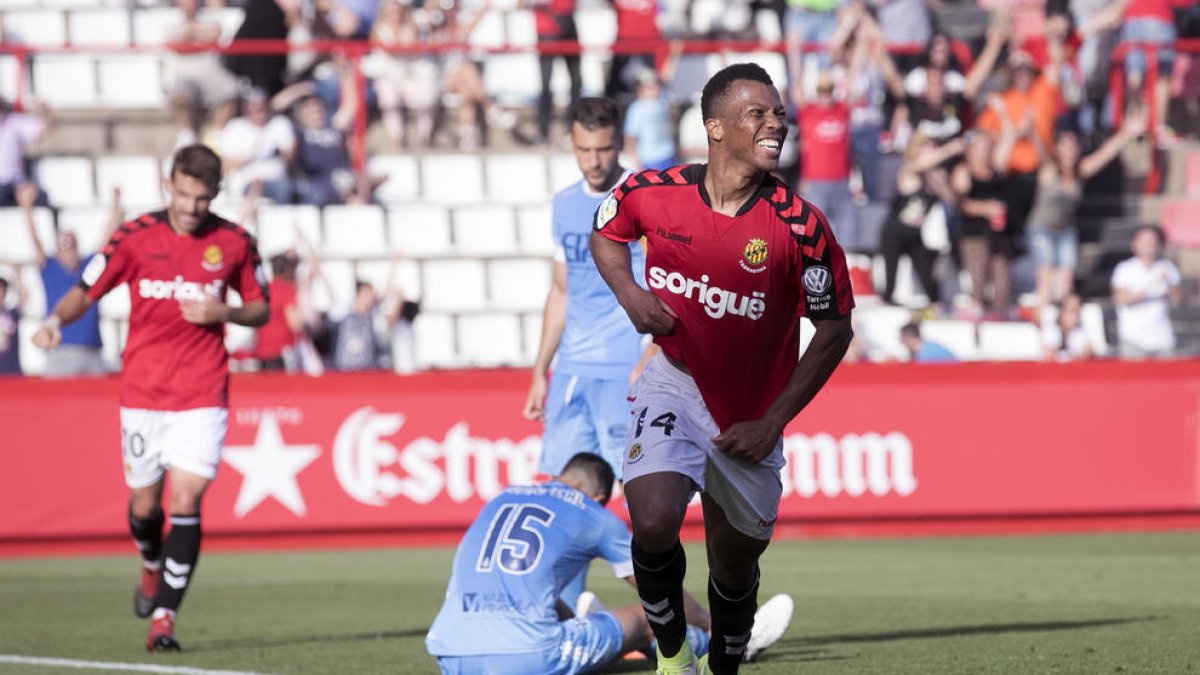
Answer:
[{"xmin": 634, "ymin": 407, "xmax": 677, "ymax": 437}]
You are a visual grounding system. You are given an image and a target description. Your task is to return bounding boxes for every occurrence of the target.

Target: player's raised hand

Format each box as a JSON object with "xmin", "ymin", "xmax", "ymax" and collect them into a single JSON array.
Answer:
[
  {"xmin": 622, "ymin": 289, "xmax": 677, "ymax": 336},
  {"xmin": 711, "ymin": 419, "xmax": 782, "ymax": 464},
  {"xmin": 523, "ymin": 372, "xmax": 548, "ymax": 421},
  {"xmin": 180, "ymin": 296, "xmax": 230, "ymax": 325}
]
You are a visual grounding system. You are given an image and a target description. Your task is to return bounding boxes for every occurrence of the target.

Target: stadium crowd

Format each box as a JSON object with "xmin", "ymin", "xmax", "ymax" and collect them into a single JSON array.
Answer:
[{"xmin": 0, "ymin": 0, "xmax": 1197, "ymax": 376}]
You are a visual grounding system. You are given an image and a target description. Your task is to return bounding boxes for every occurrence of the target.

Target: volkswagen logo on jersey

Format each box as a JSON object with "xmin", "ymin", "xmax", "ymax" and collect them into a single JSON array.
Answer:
[
  {"xmin": 803, "ymin": 265, "xmax": 832, "ymax": 295},
  {"xmin": 595, "ymin": 192, "xmax": 618, "ymax": 230},
  {"xmin": 201, "ymin": 245, "xmax": 224, "ymax": 272},
  {"xmin": 740, "ymin": 238, "xmax": 768, "ymax": 273}
]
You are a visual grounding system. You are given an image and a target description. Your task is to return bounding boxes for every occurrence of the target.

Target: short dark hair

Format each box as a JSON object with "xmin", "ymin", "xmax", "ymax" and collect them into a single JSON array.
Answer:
[
  {"xmin": 170, "ymin": 144, "xmax": 222, "ymax": 193},
  {"xmin": 1133, "ymin": 224, "xmax": 1165, "ymax": 246},
  {"xmin": 569, "ymin": 97, "xmax": 620, "ymax": 133},
  {"xmin": 900, "ymin": 322, "xmax": 921, "ymax": 341},
  {"xmin": 701, "ymin": 63, "xmax": 774, "ymax": 120},
  {"xmin": 561, "ymin": 452, "xmax": 616, "ymax": 505},
  {"xmin": 355, "ymin": 280, "xmax": 374, "ymax": 294}
]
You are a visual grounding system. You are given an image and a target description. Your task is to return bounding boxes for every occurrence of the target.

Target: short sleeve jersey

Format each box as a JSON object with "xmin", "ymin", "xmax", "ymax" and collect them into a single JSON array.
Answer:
[
  {"xmin": 80, "ymin": 211, "xmax": 268, "ymax": 410},
  {"xmin": 425, "ymin": 481, "xmax": 633, "ymax": 656},
  {"xmin": 594, "ymin": 165, "xmax": 855, "ymax": 431}
]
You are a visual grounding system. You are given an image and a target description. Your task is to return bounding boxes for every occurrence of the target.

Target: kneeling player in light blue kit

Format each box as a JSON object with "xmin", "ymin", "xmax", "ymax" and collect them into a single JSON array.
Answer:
[{"xmin": 426, "ymin": 453, "xmax": 712, "ymax": 675}]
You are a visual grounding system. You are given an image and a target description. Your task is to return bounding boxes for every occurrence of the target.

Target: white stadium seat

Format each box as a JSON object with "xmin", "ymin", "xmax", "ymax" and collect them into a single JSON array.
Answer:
[
  {"xmin": 253, "ymin": 204, "xmax": 322, "ymax": 259},
  {"xmin": 67, "ymin": 8, "xmax": 130, "ymax": 45},
  {"xmin": 0, "ymin": 55, "xmax": 25, "ymax": 103},
  {"xmin": 548, "ymin": 154, "xmax": 579, "ymax": 194},
  {"xmin": 388, "ymin": 204, "xmax": 452, "ymax": 257},
  {"xmin": 94, "ymin": 156, "xmax": 162, "ymax": 207},
  {"xmin": 31, "ymin": 55, "xmax": 97, "ymax": 107},
  {"xmin": 412, "ymin": 312, "xmax": 458, "ymax": 369},
  {"xmin": 35, "ymin": 156, "xmax": 95, "ymax": 208},
  {"xmin": 97, "ymin": 281, "xmax": 129, "ymax": 320},
  {"xmin": 367, "ymin": 154, "xmax": 420, "ymax": 203},
  {"xmin": 16, "ymin": 263, "xmax": 45, "ymax": 318},
  {"xmin": 457, "ymin": 313, "xmax": 523, "ymax": 367},
  {"xmin": 482, "ymin": 54, "xmax": 541, "ymax": 104},
  {"xmin": 516, "ymin": 205, "xmax": 555, "ymax": 256},
  {"xmin": 355, "ymin": 259, "xmax": 422, "ymax": 302},
  {"xmin": 421, "ymin": 258, "xmax": 487, "ymax": 312},
  {"xmin": 131, "ymin": 7, "xmax": 181, "ymax": 46},
  {"xmin": 919, "ymin": 319, "xmax": 979, "ymax": 361},
  {"xmin": 0, "ymin": 207, "xmax": 55, "ymax": 265},
  {"xmin": 1080, "ymin": 302, "xmax": 1110, "ymax": 356},
  {"xmin": 322, "ymin": 204, "xmax": 387, "ymax": 259},
  {"xmin": 467, "ymin": 9, "xmax": 505, "ymax": 49},
  {"xmin": 99, "ymin": 318, "xmax": 123, "ymax": 372},
  {"xmin": 521, "ymin": 312, "xmax": 542, "ymax": 363},
  {"xmin": 209, "ymin": 7, "xmax": 244, "ymax": 42},
  {"xmin": 309, "ymin": 259, "xmax": 355, "ymax": 316},
  {"xmin": 0, "ymin": 0, "xmax": 38, "ymax": 10},
  {"xmin": 18, "ymin": 317, "xmax": 47, "ymax": 375},
  {"xmin": 452, "ymin": 206, "xmax": 518, "ymax": 255},
  {"xmin": 575, "ymin": 5, "xmax": 616, "ymax": 47},
  {"xmin": 98, "ymin": 55, "xmax": 165, "ymax": 107},
  {"xmin": 421, "ymin": 155, "xmax": 484, "ymax": 204},
  {"xmin": 487, "ymin": 258, "xmax": 551, "ymax": 311},
  {"xmin": 3, "ymin": 9, "xmax": 67, "ymax": 47},
  {"xmin": 854, "ymin": 305, "xmax": 912, "ymax": 361},
  {"xmin": 977, "ymin": 321, "xmax": 1043, "ymax": 361},
  {"xmin": 486, "ymin": 155, "xmax": 548, "ymax": 204},
  {"xmin": 505, "ymin": 9, "xmax": 536, "ymax": 48},
  {"xmin": 57, "ymin": 206, "xmax": 111, "ymax": 255}
]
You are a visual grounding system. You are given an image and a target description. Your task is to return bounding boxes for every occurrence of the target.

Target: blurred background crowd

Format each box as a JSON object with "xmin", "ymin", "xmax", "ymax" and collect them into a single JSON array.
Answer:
[{"xmin": 0, "ymin": 0, "xmax": 1197, "ymax": 375}]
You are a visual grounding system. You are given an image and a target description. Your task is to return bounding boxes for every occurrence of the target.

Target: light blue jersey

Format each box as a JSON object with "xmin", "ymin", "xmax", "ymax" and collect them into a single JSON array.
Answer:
[
  {"xmin": 553, "ymin": 178, "xmax": 646, "ymax": 381},
  {"xmin": 426, "ymin": 482, "xmax": 633, "ymax": 658}
]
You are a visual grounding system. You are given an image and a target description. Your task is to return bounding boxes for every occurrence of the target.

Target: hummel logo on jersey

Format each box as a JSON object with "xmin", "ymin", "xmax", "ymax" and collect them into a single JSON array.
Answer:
[
  {"xmin": 138, "ymin": 276, "xmax": 224, "ymax": 301},
  {"xmin": 648, "ymin": 266, "xmax": 766, "ymax": 320}
]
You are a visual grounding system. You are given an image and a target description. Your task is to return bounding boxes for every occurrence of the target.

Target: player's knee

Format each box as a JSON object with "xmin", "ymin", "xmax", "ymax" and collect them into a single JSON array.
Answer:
[
  {"xmin": 167, "ymin": 489, "xmax": 203, "ymax": 516},
  {"xmin": 630, "ymin": 515, "xmax": 682, "ymax": 552}
]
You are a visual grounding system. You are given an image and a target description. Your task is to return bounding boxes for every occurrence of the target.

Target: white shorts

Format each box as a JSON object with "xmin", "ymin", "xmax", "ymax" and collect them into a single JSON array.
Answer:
[
  {"xmin": 623, "ymin": 354, "xmax": 784, "ymax": 540},
  {"xmin": 120, "ymin": 407, "xmax": 227, "ymax": 488}
]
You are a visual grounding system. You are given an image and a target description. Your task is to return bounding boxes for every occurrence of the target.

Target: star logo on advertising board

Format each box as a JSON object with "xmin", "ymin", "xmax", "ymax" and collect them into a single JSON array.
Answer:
[{"xmin": 223, "ymin": 411, "xmax": 321, "ymax": 518}]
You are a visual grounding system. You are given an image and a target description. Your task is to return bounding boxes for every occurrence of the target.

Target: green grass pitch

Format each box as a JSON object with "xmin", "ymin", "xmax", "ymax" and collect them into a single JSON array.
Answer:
[{"xmin": 1, "ymin": 532, "xmax": 1198, "ymax": 674}]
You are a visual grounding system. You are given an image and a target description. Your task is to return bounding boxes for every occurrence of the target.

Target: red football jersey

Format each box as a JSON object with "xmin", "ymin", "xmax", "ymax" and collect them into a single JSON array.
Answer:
[
  {"xmin": 81, "ymin": 211, "xmax": 268, "ymax": 410},
  {"xmin": 798, "ymin": 102, "xmax": 851, "ymax": 182},
  {"xmin": 594, "ymin": 165, "xmax": 855, "ymax": 431}
]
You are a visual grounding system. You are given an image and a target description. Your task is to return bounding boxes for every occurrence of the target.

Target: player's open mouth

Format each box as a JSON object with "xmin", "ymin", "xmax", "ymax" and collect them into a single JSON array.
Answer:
[{"xmin": 757, "ymin": 139, "xmax": 782, "ymax": 155}]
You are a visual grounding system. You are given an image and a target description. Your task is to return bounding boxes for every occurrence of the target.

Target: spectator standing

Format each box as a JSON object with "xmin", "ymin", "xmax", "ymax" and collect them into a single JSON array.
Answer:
[
  {"xmin": 1027, "ymin": 110, "xmax": 1146, "ymax": 308},
  {"xmin": 0, "ymin": 97, "xmax": 50, "ymax": 207},
  {"xmin": 952, "ymin": 130, "xmax": 1012, "ymax": 317},
  {"xmin": 869, "ymin": 0, "xmax": 932, "ymax": 74},
  {"xmin": 1111, "ymin": 226, "xmax": 1182, "ymax": 359},
  {"xmin": 314, "ymin": 0, "xmax": 379, "ymax": 40},
  {"xmin": 223, "ymin": 0, "xmax": 298, "ymax": 97},
  {"xmin": 590, "ymin": 63, "xmax": 854, "ymax": 674},
  {"xmin": 1115, "ymin": 0, "xmax": 1183, "ymax": 139},
  {"xmin": 287, "ymin": 92, "xmax": 357, "ymax": 207},
  {"xmin": 605, "ymin": 0, "xmax": 662, "ymax": 107},
  {"xmin": 432, "ymin": 0, "xmax": 518, "ymax": 151},
  {"xmin": 252, "ymin": 252, "xmax": 304, "ymax": 371},
  {"xmin": 31, "ymin": 145, "xmax": 270, "ymax": 651},
  {"xmin": 530, "ymin": 0, "xmax": 583, "ymax": 144},
  {"xmin": 368, "ymin": 0, "xmax": 440, "ymax": 149},
  {"xmin": 23, "ymin": 184, "xmax": 121, "ymax": 376},
  {"xmin": 879, "ymin": 134, "xmax": 963, "ymax": 307},
  {"xmin": 624, "ymin": 70, "xmax": 678, "ymax": 171},
  {"xmin": 1041, "ymin": 293, "xmax": 1100, "ymax": 361},
  {"xmin": 331, "ymin": 280, "xmax": 385, "ymax": 371},
  {"xmin": 218, "ymin": 88, "xmax": 296, "ymax": 204},
  {"xmin": 793, "ymin": 70, "xmax": 857, "ymax": 250},
  {"xmin": 166, "ymin": 0, "xmax": 241, "ymax": 149},
  {"xmin": 785, "ymin": 0, "xmax": 843, "ymax": 74},
  {"xmin": 899, "ymin": 321, "xmax": 958, "ymax": 362},
  {"xmin": 0, "ymin": 275, "xmax": 24, "ymax": 375}
]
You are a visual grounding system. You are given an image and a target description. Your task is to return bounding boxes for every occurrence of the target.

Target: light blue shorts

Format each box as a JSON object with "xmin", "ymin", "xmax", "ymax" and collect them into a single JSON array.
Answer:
[
  {"xmin": 436, "ymin": 613, "xmax": 625, "ymax": 675},
  {"xmin": 540, "ymin": 372, "xmax": 632, "ymax": 479},
  {"xmin": 1028, "ymin": 227, "xmax": 1078, "ymax": 270},
  {"xmin": 1120, "ymin": 18, "xmax": 1176, "ymax": 78}
]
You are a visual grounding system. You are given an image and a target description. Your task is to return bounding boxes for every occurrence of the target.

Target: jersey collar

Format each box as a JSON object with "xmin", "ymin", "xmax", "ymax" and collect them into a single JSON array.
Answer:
[{"xmin": 692, "ymin": 164, "xmax": 774, "ymax": 217}]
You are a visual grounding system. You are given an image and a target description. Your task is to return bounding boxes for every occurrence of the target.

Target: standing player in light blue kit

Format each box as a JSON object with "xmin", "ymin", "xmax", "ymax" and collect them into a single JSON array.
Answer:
[
  {"xmin": 524, "ymin": 96, "xmax": 651, "ymax": 488},
  {"xmin": 425, "ymin": 453, "xmax": 711, "ymax": 674}
]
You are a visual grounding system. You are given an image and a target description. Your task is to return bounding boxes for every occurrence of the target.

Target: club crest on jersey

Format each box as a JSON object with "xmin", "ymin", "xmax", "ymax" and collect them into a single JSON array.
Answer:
[
  {"xmin": 628, "ymin": 443, "xmax": 643, "ymax": 463},
  {"xmin": 201, "ymin": 245, "xmax": 224, "ymax": 272},
  {"xmin": 739, "ymin": 238, "xmax": 768, "ymax": 274},
  {"xmin": 595, "ymin": 193, "xmax": 618, "ymax": 230},
  {"xmin": 803, "ymin": 265, "xmax": 832, "ymax": 294}
]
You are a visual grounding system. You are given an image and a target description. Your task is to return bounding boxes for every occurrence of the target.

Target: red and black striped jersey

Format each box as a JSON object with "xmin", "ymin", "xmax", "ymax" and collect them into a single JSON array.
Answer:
[
  {"xmin": 80, "ymin": 211, "xmax": 267, "ymax": 410},
  {"xmin": 594, "ymin": 163, "xmax": 854, "ymax": 431}
]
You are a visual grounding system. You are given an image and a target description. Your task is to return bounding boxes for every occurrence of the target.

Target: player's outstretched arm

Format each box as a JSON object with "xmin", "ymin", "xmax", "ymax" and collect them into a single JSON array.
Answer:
[
  {"xmin": 32, "ymin": 286, "xmax": 93, "ymax": 350},
  {"xmin": 589, "ymin": 231, "xmax": 676, "ymax": 336},
  {"xmin": 712, "ymin": 315, "xmax": 853, "ymax": 463},
  {"xmin": 525, "ymin": 261, "xmax": 567, "ymax": 421}
]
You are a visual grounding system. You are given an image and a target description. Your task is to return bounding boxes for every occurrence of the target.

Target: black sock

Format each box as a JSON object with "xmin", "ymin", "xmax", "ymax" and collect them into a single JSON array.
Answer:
[
  {"xmin": 632, "ymin": 540, "xmax": 688, "ymax": 658},
  {"xmin": 155, "ymin": 515, "xmax": 201, "ymax": 612},
  {"xmin": 129, "ymin": 507, "xmax": 164, "ymax": 564},
  {"xmin": 707, "ymin": 572, "xmax": 759, "ymax": 675}
]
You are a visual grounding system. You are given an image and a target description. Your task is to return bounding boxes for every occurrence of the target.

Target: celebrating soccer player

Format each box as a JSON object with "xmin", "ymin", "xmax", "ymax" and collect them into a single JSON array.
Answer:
[
  {"xmin": 33, "ymin": 144, "xmax": 270, "ymax": 651},
  {"xmin": 590, "ymin": 63, "xmax": 856, "ymax": 674}
]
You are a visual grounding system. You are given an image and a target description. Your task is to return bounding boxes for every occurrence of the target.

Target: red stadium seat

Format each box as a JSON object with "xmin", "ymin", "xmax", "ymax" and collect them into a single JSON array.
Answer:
[{"xmin": 1160, "ymin": 199, "xmax": 1200, "ymax": 248}]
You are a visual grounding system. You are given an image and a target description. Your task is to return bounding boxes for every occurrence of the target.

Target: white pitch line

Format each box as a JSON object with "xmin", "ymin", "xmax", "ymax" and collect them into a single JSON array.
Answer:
[{"xmin": 0, "ymin": 654, "xmax": 271, "ymax": 675}]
